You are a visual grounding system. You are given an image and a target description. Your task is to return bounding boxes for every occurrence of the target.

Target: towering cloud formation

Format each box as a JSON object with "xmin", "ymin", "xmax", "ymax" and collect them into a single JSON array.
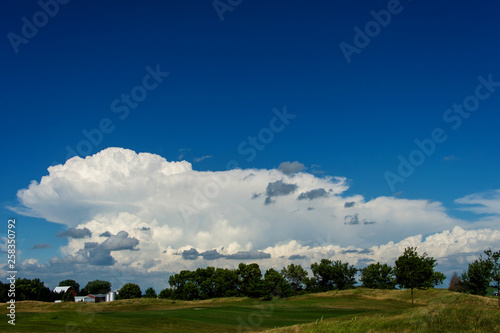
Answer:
[{"xmin": 11, "ymin": 148, "xmax": 500, "ymax": 283}]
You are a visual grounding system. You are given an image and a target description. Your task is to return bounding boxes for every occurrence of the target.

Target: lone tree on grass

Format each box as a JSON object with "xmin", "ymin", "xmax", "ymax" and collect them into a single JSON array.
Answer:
[
  {"xmin": 117, "ymin": 283, "xmax": 142, "ymax": 300},
  {"xmin": 394, "ymin": 247, "xmax": 445, "ymax": 306}
]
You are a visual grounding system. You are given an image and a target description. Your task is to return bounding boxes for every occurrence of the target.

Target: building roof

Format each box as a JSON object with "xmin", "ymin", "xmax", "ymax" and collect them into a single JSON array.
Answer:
[{"xmin": 53, "ymin": 286, "xmax": 73, "ymax": 293}]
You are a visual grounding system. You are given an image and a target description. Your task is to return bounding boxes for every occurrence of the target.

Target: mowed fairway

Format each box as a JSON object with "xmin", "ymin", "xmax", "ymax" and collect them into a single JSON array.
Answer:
[{"xmin": 1, "ymin": 289, "xmax": 499, "ymax": 332}]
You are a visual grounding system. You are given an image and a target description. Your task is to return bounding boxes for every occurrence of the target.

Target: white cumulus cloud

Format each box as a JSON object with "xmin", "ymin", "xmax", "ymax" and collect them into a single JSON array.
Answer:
[{"xmin": 11, "ymin": 147, "xmax": 500, "ymax": 285}]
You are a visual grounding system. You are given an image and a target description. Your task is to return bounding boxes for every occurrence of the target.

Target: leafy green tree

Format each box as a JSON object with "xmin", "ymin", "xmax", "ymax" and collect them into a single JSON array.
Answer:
[
  {"xmin": 394, "ymin": 247, "xmax": 445, "ymax": 306},
  {"xmin": 484, "ymin": 248, "xmax": 500, "ymax": 307},
  {"xmin": 0, "ymin": 282, "xmax": 8, "ymax": 303},
  {"xmin": 263, "ymin": 268, "xmax": 292, "ymax": 298},
  {"xmin": 15, "ymin": 278, "xmax": 54, "ymax": 302},
  {"xmin": 237, "ymin": 263, "xmax": 264, "ymax": 297},
  {"xmin": 169, "ymin": 270, "xmax": 199, "ymax": 300},
  {"xmin": 158, "ymin": 288, "xmax": 173, "ymax": 299},
  {"xmin": 461, "ymin": 255, "xmax": 492, "ymax": 296},
  {"xmin": 281, "ymin": 264, "xmax": 308, "ymax": 293},
  {"xmin": 183, "ymin": 281, "xmax": 200, "ymax": 300},
  {"xmin": 311, "ymin": 259, "xmax": 357, "ymax": 291},
  {"xmin": 213, "ymin": 268, "xmax": 239, "ymax": 298},
  {"xmin": 143, "ymin": 287, "xmax": 157, "ymax": 298},
  {"xmin": 117, "ymin": 283, "xmax": 142, "ymax": 299},
  {"xmin": 194, "ymin": 267, "xmax": 216, "ymax": 299},
  {"xmin": 82, "ymin": 280, "xmax": 111, "ymax": 295},
  {"xmin": 311, "ymin": 259, "xmax": 335, "ymax": 291},
  {"xmin": 62, "ymin": 289, "xmax": 75, "ymax": 302},
  {"xmin": 360, "ymin": 263, "xmax": 396, "ymax": 289},
  {"xmin": 331, "ymin": 260, "xmax": 358, "ymax": 290},
  {"xmin": 303, "ymin": 276, "xmax": 320, "ymax": 293},
  {"xmin": 58, "ymin": 279, "xmax": 80, "ymax": 293}
]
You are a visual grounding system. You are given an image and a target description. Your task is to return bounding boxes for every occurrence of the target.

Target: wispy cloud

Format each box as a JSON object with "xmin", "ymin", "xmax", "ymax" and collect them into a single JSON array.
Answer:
[
  {"xmin": 443, "ymin": 154, "xmax": 459, "ymax": 161},
  {"xmin": 32, "ymin": 244, "xmax": 52, "ymax": 249},
  {"xmin": 193, "ymin": 155, "xmax": 212, "ymax": 163}
]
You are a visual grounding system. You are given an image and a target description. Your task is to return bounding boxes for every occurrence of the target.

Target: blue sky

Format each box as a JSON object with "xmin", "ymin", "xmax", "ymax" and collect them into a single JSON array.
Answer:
[{"xmin": 1, "ymin": 0, "xmax": 500, "ymax": 291}]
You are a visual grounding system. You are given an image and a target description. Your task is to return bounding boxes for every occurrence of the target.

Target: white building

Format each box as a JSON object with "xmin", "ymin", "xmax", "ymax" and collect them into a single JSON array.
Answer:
[{"xmin": 75, "ymin": 296, "xmax": 95, "ymax": 303}]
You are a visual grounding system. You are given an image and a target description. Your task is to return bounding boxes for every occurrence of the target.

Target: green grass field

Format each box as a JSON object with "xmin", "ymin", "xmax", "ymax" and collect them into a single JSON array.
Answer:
[{"xmin": 1, "ymin": 289, "xmax": 499, "ymax": 332}]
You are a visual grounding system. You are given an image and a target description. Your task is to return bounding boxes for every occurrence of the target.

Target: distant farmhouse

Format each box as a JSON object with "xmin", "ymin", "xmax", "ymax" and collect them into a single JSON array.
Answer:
[
  {"xmin": 53, "ymin": 286, "xmax": 76, "ymax": 297},
  {"xmin": 75, "ymin": 296, "xmax": 94, "ymax": 303},
  {"xmin": 54, "ymin": 286, "xmax": 116, "ymax": 303}
]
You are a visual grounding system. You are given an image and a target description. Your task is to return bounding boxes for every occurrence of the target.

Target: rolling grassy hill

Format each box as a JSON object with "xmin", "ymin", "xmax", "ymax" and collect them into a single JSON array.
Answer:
[{"xmin": 1, "ymin": 289, "xmax": 499, "ymax": 332}]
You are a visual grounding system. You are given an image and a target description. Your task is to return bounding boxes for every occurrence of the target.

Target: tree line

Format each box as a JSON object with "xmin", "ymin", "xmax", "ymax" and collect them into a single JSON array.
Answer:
[
  {"xmin": 448, "ymin": 248, "xmax": 500, "ymax": 303},
  {"xmin": 2, "ymin": 247, "xmax": 498, "ymax": 306}
]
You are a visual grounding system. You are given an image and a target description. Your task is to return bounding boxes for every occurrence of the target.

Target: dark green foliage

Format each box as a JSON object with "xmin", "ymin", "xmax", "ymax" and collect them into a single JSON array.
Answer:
[
  {"xmin": 143, "ymin": 287, "xmax": 157, "ymax": 298},
  {"xmin": 310, "ymin": 259, "xmax": 357, "ymax": 291},
  {"xmin": 303, "ymin": 276, "xmax": 320, "ymax": 293},
  {"xmin": 237, "ymin": 263, "xmax": 264, "ymax": 298},
  {"xmin": 82, "ymin": 280, "xmax": 111, "ymax": 295},
  {"xmin": 212, "ymin": 268, "xmax": 239, "ymax": 298},
  {"xmin": 360, "ymin": 262, "xmax": 396, "ymax": 289},
  {"xmin": 117, "ymin": 283, "xmax": 142, "ymax": 299},
  {"xmin": 158, "ymin": 288, "xmax": 173, "ymax": 299},
  {"xmin": 461, "ymin": 257, "xmax": 492, "ymax": 296},
  {"xmin": 194, "ymin": 266, "xmax": 216, "ymax": 299},
  {"xmin": 263, "ymin": 268, "xmax": 292, "ymax": 298},
  {"xmin": 169, "ymin": 270, "xmax": 199, "ymax": 300},
  {"xmin": 15, "ymin": 278, "xmax": 54, "ymax": 302},
  {"xmin": 281, "ymin": 264, "xmax": 308, "ymax": 292},
  {"xmin": 461, "ymin": 249, "xmax": 498, "ymax": 296},
  {"xmin": 394, "ymin": 247, "xmax": 445, "ymax": 305},
  {"xmin": 58, "ymin": 279, "xmax": 80, "ymax": 293},
  {"xmin": 0, "ymin": 282, "xmax": 8, "ymax": 303},
  {"xmin": 484, "ymin": 248, "xmax": 500, "ymax": 307},
  {"xmin": 62, "ymin": 289, "xmax": 75, "ymax": 302}
]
